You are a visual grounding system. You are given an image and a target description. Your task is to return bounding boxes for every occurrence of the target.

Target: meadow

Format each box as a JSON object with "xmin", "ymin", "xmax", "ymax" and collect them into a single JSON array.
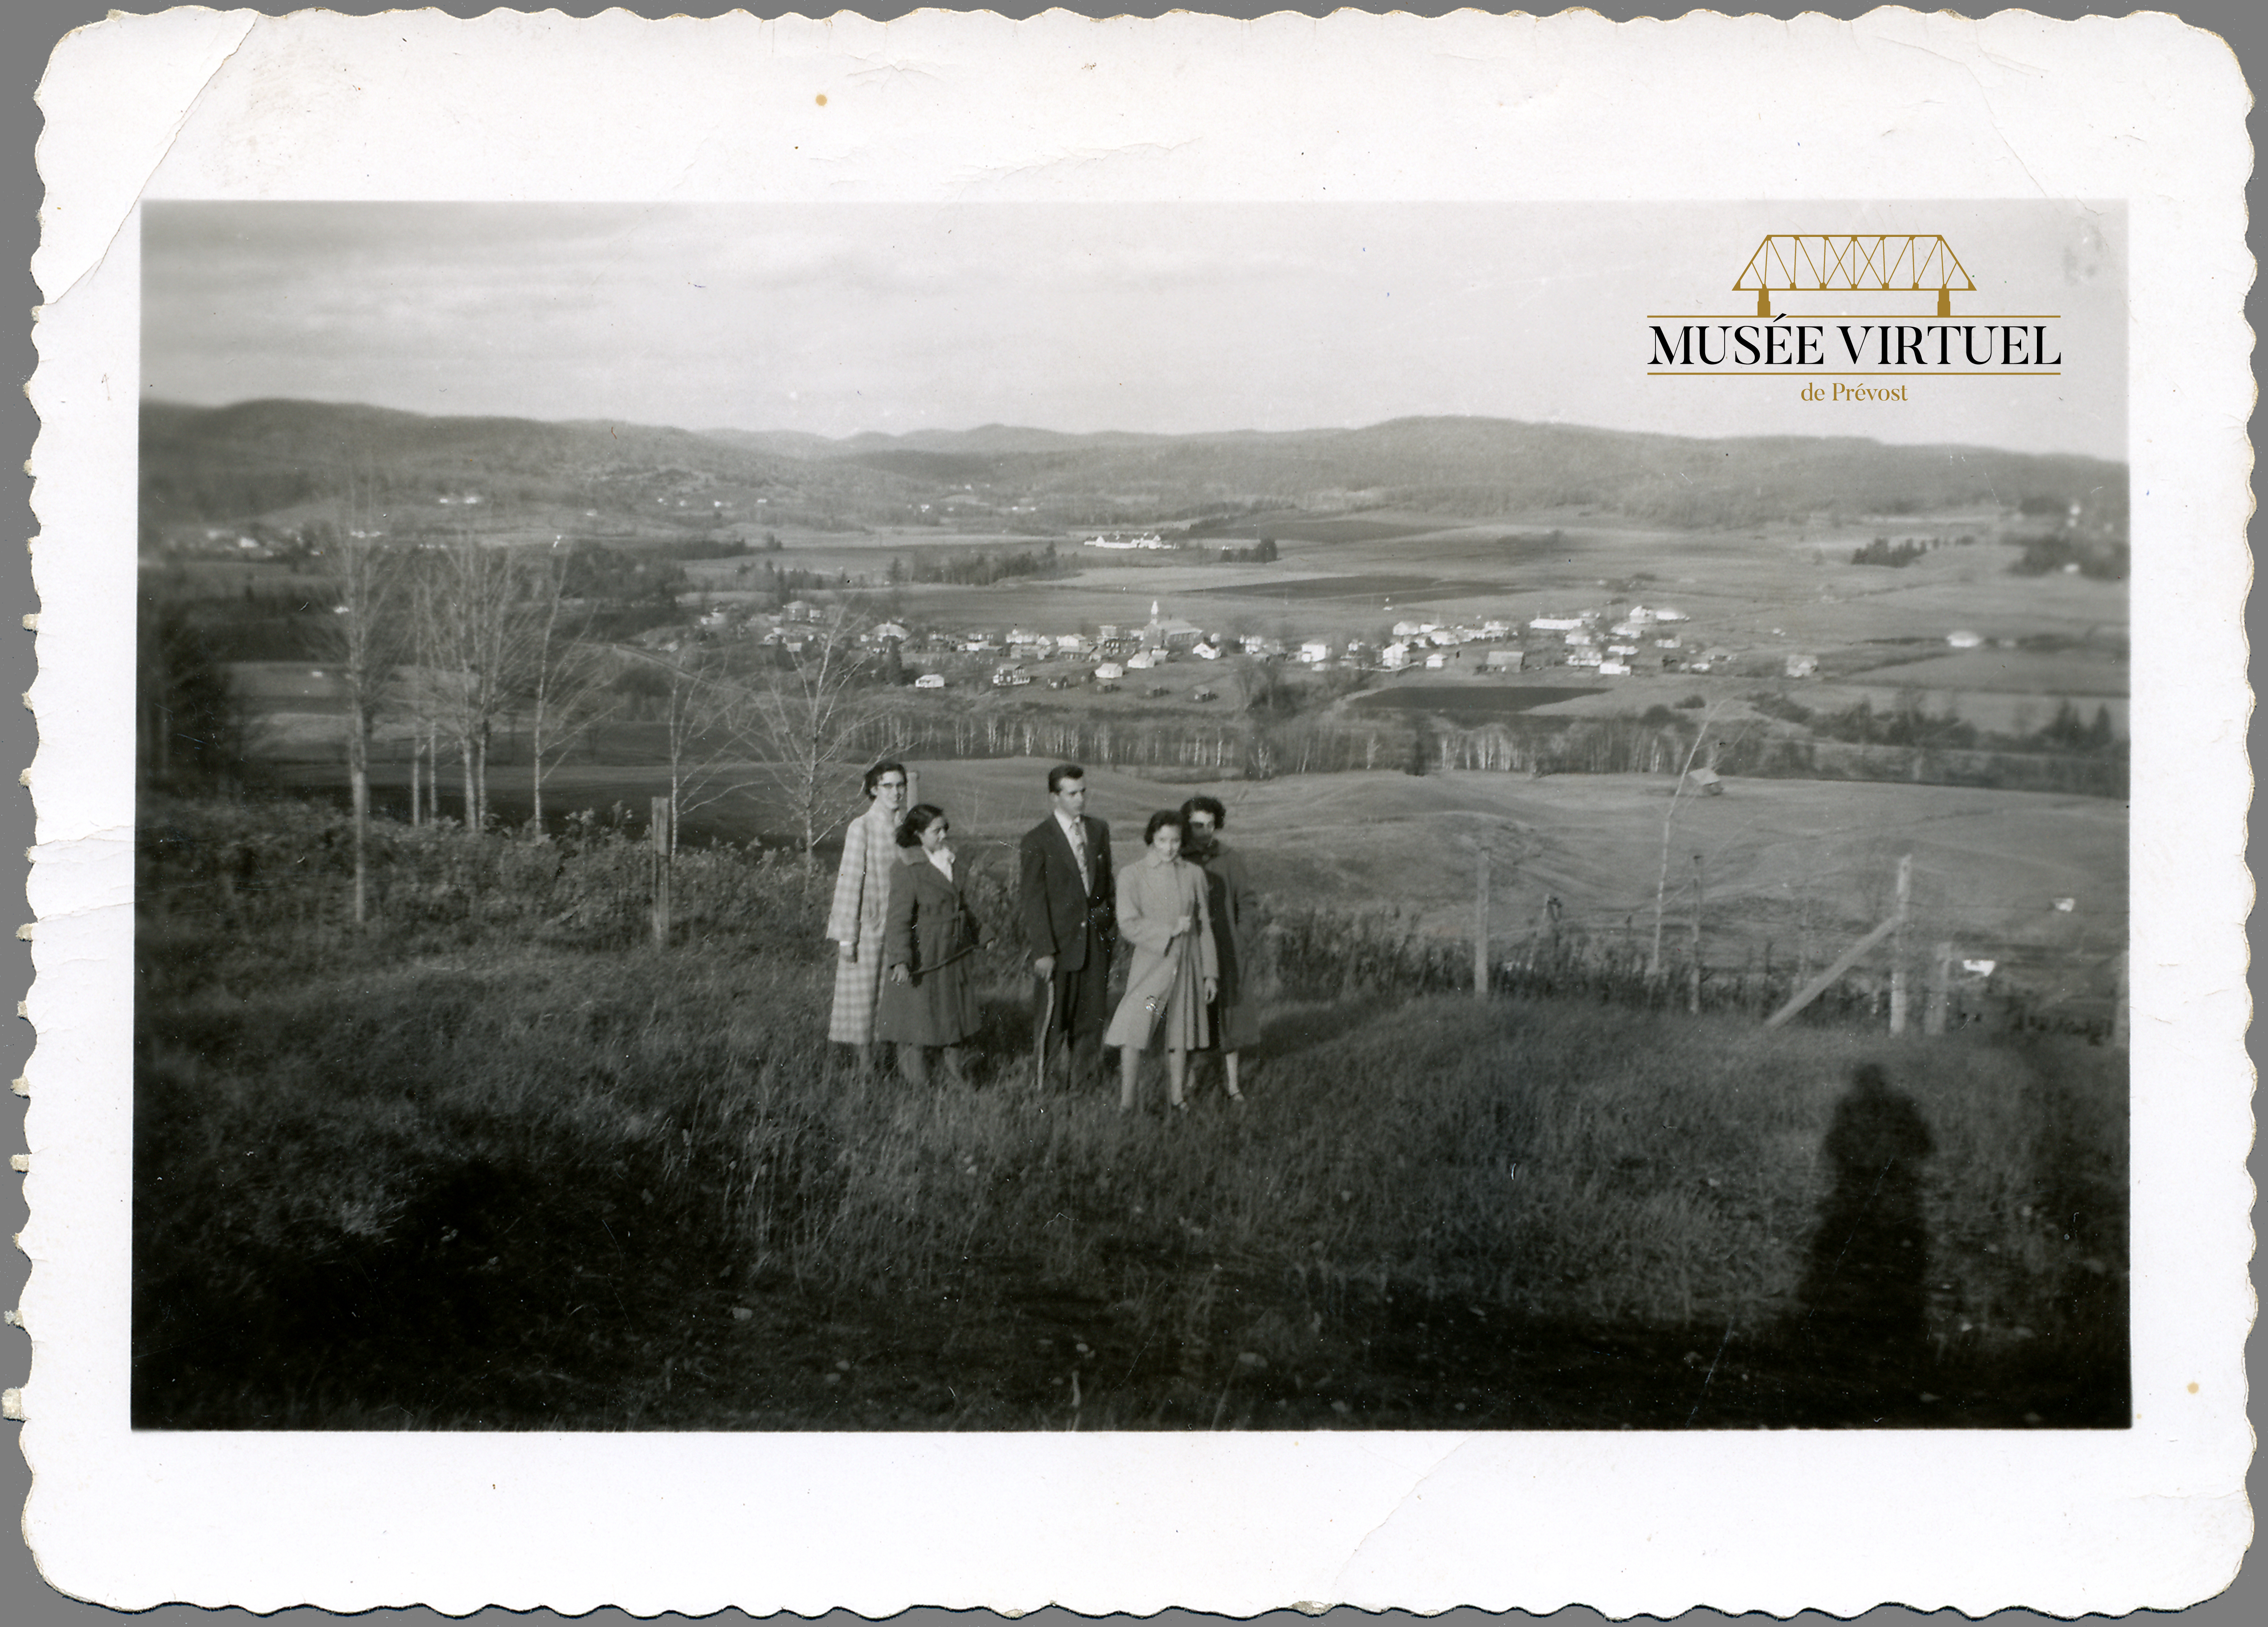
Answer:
[
  {"xmin": 134, "ymin": 795, "xmax": 2127, "ymax": 1431},
  {"xmin": 275, "ymin": 757, "xmax": 2129, "ymax": 1020}
]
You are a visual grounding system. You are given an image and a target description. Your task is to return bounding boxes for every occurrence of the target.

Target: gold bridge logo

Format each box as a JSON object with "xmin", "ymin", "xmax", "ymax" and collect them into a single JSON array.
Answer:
[
  {"xmin": 1647, "ymin": 230, "xmax": 2056, "ymax": 378},
  {"xmin": 1735, "ymin": 233, "xmax": 1975, "ymax": 319}
]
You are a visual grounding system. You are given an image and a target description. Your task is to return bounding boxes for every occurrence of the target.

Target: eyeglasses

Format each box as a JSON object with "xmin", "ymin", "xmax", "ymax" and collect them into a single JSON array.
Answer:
[{"xmin": 1187, "ymin": 820, "xmax": 1215, "ymax": 831}]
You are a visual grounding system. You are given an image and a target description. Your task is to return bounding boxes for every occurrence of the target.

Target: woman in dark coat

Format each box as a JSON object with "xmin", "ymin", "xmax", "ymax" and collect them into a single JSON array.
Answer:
[
  {"xmin": 1182, "ymin": 795, "xmax": 1261, "ymax": 1102},
  {"xmin": 874, "ymin": 803, "xmax": 986, "ymax": 1086}
]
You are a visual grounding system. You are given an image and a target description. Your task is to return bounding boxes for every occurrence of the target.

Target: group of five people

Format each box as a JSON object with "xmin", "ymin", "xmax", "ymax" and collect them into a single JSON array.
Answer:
[{"xmin": 824, "ymin": 760, "xmax": 1257, "ymax": 1112}]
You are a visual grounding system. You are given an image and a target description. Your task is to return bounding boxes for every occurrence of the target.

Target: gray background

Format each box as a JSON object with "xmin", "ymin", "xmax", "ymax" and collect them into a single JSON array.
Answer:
[{"xmin": 4, "ymin": 1, "xmax": 2255, "ymax": 1623}]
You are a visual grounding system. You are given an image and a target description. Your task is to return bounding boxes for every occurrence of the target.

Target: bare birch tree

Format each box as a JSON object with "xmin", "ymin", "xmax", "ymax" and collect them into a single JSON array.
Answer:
[
  {"xmin": 1647, "ymin": 702, "xmax": 1753, "ymax": 976},
  {"xmin": 419, "ymin": 533, "xmax": 533, "ymax": 829},
  {"xmin": 708, "ymin": 605, "xmax": 885, "ymax": 871},
  {"xmin": 521, "ymin": 552, "xmax": 619, "ymax": 830},
  {"xmin": 311, "ymin": 476, "xmax": 411, "ymax": 923}
]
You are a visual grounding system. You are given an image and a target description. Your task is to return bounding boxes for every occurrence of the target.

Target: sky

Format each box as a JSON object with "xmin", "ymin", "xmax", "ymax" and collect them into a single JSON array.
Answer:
[{"xmin": 142, "ymin": 200, "xmax": 2126, "ymax": 461}]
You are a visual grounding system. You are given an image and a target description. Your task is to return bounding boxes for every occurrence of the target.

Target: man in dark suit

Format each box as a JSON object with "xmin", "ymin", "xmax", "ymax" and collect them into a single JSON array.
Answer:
[{"xmin": 1020, "ymin": 762, "xmax": 1115, "ymax": 1090}]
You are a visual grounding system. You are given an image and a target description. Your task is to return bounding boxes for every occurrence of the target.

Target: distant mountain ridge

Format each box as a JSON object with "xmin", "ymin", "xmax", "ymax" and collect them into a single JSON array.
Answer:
[{"xmin": 144, "ymin": 399, "xmax": 2127, "ymax": 533}]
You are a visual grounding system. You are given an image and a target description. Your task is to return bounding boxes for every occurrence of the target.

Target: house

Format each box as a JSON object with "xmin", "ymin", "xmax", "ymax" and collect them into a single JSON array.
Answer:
[
  {"xmin": 1648, "ymin": 606, "xmax": 1689, "ymax": 622},
  {"xmin": 1427, "ymin": 628, "xmax": 1462, "ymax": 648},
  {"xmin": 1599, "ymin": 660, "xmax": 1631, "ymax": 676},
  {"xmin": 1094, "ymin": 663, "xmax": 1126, "ymax": 682},
  {"xmin": 1391, "ymin": 619, "xmax": 1436, "ymax": 640},
  {"xmin": 872, "ymin": 621, "xmax": 911, "ymax": 642},
  {"xmin": 1055, "ymin": 634, "xmax": 1094, "ymax": 656},
  {"xmin": 1095, "ymin": 634, "xmax": 1139, "ymax": 659},
  {"xmin": 1479, "ymin": 620, "xmax": 1512, "ymax": 639},
  {"xmin": 1125, "ymin": 651, "xmax": 1157, "ymax": 671},
  {"xmin": 914, "ymin": 673, "xmax": 947, "ymax": 691},
  {"xmin": 1192, "ymin": 640, "xmax": 1222, "ymax": 660},
  {"xmin": 1380, "ymin": 641, "xmax": 1412, "ymax": 671},
  {"xmin": 1529, "ymin": 616, "xmax": 1585, "ymax": 632},
  {"xmin": 1298, "ymin": 639, "xmax": 1332, "ymax": 665},
  {"xmin": 1482, "ymin": 648, "xmax": 1524, "ymax": 672},
  {"xmin": 1423, "ymin": 652, "xmax": 1448, "ymax": 670}
]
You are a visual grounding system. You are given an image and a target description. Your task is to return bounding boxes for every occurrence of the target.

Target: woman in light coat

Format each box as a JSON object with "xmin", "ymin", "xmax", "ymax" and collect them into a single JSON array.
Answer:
[
  {"xmin": 1104, "ymin": 809, "xmax": 1217, "ymax": 1114},
  {"xmin": 874, "ymin": 803, "xmax": 986, "ymax": 1086},
  {"xmin": 823, "ymin": 760, "xmax": 909, "ymax": 1071}
]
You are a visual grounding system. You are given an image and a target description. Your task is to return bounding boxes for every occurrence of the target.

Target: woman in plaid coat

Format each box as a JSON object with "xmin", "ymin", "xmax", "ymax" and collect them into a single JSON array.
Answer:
[{"xmin": 824, "ymin": 760, "xmax": 909, "ymax": 1067}]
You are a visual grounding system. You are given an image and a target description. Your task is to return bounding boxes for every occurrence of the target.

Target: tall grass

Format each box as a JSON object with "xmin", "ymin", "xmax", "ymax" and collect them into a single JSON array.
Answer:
[{"xmin": 135, "ymin": 794, "xmax": 2127, "ymax": 1428}]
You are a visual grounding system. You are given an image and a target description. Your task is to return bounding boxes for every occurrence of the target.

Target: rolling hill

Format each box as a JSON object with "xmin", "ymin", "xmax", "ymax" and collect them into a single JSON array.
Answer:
[
  {"xmin": 143, "ymin": 399, "xmax": 2127, "ymax": 536},
  {"xmin": 708, "ymin": 414, "xmax": 2128, "ymax": 529},
  {"xmin": 139, "ymin": 399, "xmax": 919, "ymax": 529}
]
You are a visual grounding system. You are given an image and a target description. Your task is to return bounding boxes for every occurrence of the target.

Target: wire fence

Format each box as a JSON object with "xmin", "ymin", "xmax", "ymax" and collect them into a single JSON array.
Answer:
[{"xmin": 140, "ymin": 792, "xmax": 2124, "ymax": 1043}]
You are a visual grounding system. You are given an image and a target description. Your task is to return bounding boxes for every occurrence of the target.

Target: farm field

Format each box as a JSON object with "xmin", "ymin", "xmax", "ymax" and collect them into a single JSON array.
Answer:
[
  {"xmin": 1835, "ymin": 647, "xmax": 2129, "ymax": 694},
  {"xmin": 1352, "ymin": 684, "xmax": 1604, "ymax": 718},
  {"xmin": 902, "ymin": 761, "xmax": 2126, "ymax": 996}
]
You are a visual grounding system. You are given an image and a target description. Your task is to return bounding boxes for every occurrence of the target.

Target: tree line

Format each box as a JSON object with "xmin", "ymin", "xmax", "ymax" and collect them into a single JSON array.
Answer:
[{"xmin": 141, "ymin": 532, "xmax": 898, "ymax": 923}]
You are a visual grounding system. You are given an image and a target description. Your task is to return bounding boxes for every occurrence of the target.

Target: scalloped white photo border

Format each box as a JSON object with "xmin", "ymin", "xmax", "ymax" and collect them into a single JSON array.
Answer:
[{"xmin": 22, "ymin": 8, "xmax": 2256, "ymax": 1615}]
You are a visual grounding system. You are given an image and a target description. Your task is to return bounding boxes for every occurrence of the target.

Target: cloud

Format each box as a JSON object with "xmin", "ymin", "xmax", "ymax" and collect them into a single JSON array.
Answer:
[{"xmin": 140, "ymin": 200, "xmax": 2124, "ymax": 459}]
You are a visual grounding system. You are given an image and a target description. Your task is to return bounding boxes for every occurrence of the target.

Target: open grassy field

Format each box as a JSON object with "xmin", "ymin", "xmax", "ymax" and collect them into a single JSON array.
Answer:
[
  {"xmin": 902, "ymin": 761, "xmax": 2124, "ymax": 1002},
  {"xmin": 134, "ymin": 796, "xmax": 2127, "ymax": 1430},
  {"xmin": 269, "ymin": 756, "xmax": 2125, "ymax": 1015}
]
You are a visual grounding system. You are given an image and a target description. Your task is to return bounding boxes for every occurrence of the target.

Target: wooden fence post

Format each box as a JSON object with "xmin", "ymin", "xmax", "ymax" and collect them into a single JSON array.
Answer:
[
  {"xmin": 1687, "ymin": 853, "xmax": 1703, "ymax": 1015},
  {"xmin": 1925, "ymin": 941, "xmax": 1953, "ymax": 1035},
  {"xmin": 1765, "ymin": 852, "xmax": 1916, "ymax": 1032},
  {"xmin": 1888, "ymin": 853, "xmax": 1913, "ymax": 1035},
  {"xmin": 1472, "ymin": 848, "xmax": 1490, "ymax": 1001},
  {"xmin": 650, "ymin": 795, "xmax": 673, "ymax": 949}
]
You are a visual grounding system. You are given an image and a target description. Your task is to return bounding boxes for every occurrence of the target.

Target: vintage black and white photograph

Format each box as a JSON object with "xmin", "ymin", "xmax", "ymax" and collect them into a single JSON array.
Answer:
[{"xmin": 124, "ymin": 198, "xmax": 2135, "ymax": 1434}]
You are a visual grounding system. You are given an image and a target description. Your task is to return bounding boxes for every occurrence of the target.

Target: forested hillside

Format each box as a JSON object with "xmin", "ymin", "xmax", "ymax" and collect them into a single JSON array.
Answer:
[{"xmin": 144, "ymin": 398, "xmax": 2127, "ymax": 535}]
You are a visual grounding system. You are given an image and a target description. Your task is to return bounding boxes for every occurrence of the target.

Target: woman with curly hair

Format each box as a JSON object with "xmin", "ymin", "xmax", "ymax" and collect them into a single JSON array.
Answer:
[{"xmin": 1103, "ymin": 808, "xmax": 1217, "ymax": 1114}]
